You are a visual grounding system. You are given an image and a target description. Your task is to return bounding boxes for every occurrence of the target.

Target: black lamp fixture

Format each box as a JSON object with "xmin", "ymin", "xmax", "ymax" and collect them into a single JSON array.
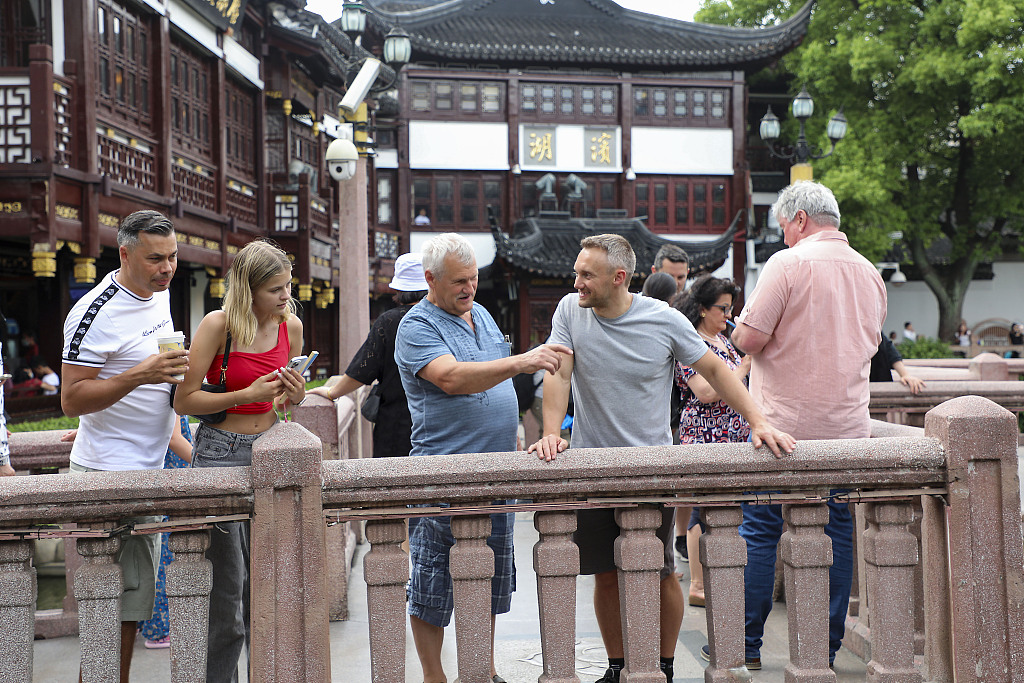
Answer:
[
  {"xmin": 340, "ymin": 1, "xmax": 412, "ymax": 93},
  {"xmin": 759, "ymin": 85, "xmax": 848, "ymax": 168}
]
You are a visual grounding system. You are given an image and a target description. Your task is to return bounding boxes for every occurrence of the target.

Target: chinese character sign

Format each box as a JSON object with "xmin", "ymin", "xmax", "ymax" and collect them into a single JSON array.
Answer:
[
  {"xmin": 584, "ymin": 128, "xmax": 618, "ymax": 168},
  {"xmin": 524, "ymin": 126, "xmax": 556, "ymax": 166}
]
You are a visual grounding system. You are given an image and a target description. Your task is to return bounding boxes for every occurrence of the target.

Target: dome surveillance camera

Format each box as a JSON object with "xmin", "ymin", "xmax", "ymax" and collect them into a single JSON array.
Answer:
[
  {"xmin": 890, "ymin": 270, "xmax": 907, "ymax": 286},
  {"xmin": 325, "ymin": 138, "xmax": 358, "ymax": 182}
]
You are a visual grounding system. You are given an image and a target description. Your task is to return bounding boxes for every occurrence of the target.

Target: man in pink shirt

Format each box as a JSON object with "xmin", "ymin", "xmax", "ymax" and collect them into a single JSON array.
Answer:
[{"xmin": 729, "ymin": 181, "xmax": 886, "ymax": 669}]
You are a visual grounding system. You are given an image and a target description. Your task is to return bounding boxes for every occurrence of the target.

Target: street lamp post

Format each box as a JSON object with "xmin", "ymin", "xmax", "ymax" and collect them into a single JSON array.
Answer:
[{"xmin": 759, "ymin": 85, "xmax": 848, "ymax": 183}]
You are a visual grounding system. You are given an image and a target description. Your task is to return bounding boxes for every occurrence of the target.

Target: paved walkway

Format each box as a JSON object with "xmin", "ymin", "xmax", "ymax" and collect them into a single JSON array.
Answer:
[{"xmin": 32, "ymin": 511, "xmax": 869, "ymax": 682}]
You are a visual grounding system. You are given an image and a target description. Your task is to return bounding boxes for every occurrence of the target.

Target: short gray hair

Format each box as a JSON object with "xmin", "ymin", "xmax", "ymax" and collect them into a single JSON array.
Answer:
[
  {"xmin": 117, "ymin": 210, "xmax": 174, "ymax": 248},
  {"xmin": 580, "ymin": 234, "xmax": 636, "ymax": 275},
  {"xmin": 421, "ymin": 233, "xmax": 477, "ymax": 277},
  {"xmin": 771, "ymin": 181, "xmax": 841, "ymax": 228}
]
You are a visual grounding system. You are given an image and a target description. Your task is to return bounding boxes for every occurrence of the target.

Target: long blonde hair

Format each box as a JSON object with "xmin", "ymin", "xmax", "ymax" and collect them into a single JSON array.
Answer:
[{"xmin": 222, "ymin": 240, "xmax": 296, "ymax": 347}]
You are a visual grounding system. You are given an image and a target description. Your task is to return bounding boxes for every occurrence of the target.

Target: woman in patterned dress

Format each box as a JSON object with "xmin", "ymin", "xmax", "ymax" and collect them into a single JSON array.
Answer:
[
  {"xmin": 137, "ymin": 415, "xmax": 193, "ymax": 648},
  {"xmin": 673, "ymin": 275, "xmax": 751, "ymax": 607}
]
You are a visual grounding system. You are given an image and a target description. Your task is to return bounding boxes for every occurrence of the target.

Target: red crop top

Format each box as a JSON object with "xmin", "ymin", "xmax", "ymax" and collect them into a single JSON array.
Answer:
[{"xmin": 205, "ymin": 322, "xmax": 290, "ymax": 414}]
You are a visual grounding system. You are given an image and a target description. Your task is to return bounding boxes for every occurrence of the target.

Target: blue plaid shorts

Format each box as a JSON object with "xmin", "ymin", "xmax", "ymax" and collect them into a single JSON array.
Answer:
[{"xmin": 407, "ymin": 508, "xmax": 516, "ymax": 627}]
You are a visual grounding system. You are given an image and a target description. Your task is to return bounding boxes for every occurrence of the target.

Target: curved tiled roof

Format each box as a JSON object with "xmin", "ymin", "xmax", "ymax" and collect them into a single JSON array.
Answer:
[
  {"xmin": 492, "ymin": 212, "xmax": 739, "ymax": 279},
  {"xmin": 362, "ymin": 0, "xmax": 813, "ymax": 70}
]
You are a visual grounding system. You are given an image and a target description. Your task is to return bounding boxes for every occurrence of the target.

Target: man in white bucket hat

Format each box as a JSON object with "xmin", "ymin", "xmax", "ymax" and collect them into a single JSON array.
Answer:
[{"xmin": 308, "ymin": 252, "xmax": 427, "ymax": 459}]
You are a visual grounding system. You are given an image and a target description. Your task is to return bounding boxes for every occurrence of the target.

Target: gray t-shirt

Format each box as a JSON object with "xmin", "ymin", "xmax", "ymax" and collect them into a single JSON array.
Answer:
[{"xmin": 548, "ymin": 293, "xmax": 707, "ymax": 449}]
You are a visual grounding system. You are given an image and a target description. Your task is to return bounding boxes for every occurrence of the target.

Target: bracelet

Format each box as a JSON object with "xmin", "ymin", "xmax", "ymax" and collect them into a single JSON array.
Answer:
[{"xmin": 294, "ymin": 396, "xmax": 306, "ymax": 406}]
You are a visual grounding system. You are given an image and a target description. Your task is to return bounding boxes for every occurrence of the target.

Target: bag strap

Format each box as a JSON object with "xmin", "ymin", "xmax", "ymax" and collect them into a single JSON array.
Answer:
[{"xmin": 217, "ymin": 332, "xmax": 232, "ymax": 386}]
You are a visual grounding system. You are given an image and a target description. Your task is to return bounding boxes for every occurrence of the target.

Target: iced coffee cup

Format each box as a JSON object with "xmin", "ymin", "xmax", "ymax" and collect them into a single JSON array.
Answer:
[{"xmin": 157, "ymin": 331, "xmax": 186, "ymax": 381}]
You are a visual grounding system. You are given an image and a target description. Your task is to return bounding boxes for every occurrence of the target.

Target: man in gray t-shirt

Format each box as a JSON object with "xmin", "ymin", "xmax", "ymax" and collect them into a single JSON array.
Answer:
[{"xmin": 528, "ymin": 234, "xmax": 793, "ymax": 683}]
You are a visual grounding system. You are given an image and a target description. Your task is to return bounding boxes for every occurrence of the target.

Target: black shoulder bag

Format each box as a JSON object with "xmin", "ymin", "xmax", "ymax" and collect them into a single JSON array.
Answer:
[{"xmin": 195, "ymin": 333, "xmax": 232, "ymax": 425}]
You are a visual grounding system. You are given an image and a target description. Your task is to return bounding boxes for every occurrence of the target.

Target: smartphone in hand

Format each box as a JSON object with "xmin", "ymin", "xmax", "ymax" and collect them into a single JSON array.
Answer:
[{"xmin": 286, "ymin": 351, "xmax": 318, "ymax": 375}]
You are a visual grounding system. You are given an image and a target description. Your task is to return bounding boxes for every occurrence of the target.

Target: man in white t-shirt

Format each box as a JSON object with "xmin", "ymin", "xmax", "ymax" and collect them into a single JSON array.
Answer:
[
  {"xmin": 61, "ymin": 210, "xmax": 189, "ymax": 681},
  {"xmin": 528, "ymin": 234, "xmax": 794, "ymax": 683},
  {"xmin": 29, "ymin": 356, "xmax": 59, "ymax": 395}
]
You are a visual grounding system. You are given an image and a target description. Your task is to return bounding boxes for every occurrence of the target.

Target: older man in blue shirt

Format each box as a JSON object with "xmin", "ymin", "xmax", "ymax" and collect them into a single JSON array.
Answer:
[{"xmin": 396, "ymin": 232, "xmax": 570, "ymax": 683}]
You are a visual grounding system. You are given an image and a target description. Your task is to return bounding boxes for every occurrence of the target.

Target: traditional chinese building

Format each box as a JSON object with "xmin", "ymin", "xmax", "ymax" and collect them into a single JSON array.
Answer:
[
  {"xmin": 355, "ymin": 0, "xmax": 812, "ymax": 346},
  {"xmin": 0, "ymin": 0, "xmax": 383, "ymax": 381}
]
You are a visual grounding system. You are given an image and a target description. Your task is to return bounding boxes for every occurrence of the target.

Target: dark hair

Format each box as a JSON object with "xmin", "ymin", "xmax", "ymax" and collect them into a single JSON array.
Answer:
[
  {"xmin": 117, "ymin": 210, "xmax": 174, "ymax": 248},
  {"xmin": 642, "ymin": 272, "xmax": 676, "ymax": 302},
  {"xmin": 671, "ymin": 274, "xmax": 739, "ymax": 327},
  {"xmin": 393, "ymin": 290, "xmax": 427, "ymax": 305},
  {"xmin": 29, "ymin": 355, "xmax": 48, "ymax": 370},
  {"xmin": 653, "ymin": 244, "xmax": 689, "ymax": 269}
]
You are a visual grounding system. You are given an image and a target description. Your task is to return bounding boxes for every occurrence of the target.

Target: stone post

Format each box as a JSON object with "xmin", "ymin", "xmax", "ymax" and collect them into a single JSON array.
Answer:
[
  {"xmin": 165, "ymin": 530, "xmax": 213, "ymax": 683},
  {"xmin": 701, "ymin": 506, "xmax": 748, "ymax": 682},
  {"xmin": 534, "ymin": 510, "xmax": 581, "ymax": 683},
  {"xmin": 0, "ymin": 539, "xmax": 35, "ymax": 682},
  {"xmin": 968, "ymin": 352, "xmax": 1009, "ymax": 381},
  {"xmin": 249, "ymin": 423, "xmax": 331, "ymax": 683},
  {"xmin": 363, "ymin": 518, "xmax": 409, "ymax": 683},
  {"xmin": 925, "ymin": 396, "xmax": 1024, "ymax": 681},
  {"xmin": 780, "ymin": 503, "xmax": 835, "ymax": 681},
  {"xmin": 862, "ymin": 501, "xmax": 921, "ymax": 683},
  {"xmin": 75, "ymin": 533, "xmax": 123, "ymax": 682},
  {"xmin": 450, "ymin": 514, "xmax": 494, "ymax": 683},
  {"xmin": 614, "ymin": 505, "xmax": 663, "ymax": 683}
]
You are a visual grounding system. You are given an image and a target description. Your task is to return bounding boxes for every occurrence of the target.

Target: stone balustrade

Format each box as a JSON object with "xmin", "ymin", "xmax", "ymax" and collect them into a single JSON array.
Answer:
[{"xmin": 0, "ymin": 396, "xmax": 1021, "ymax": 682}]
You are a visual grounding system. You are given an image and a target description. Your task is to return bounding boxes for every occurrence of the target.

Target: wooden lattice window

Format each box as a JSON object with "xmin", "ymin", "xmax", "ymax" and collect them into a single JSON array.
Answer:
[
  {"xmin": 170, "ymin": 38, "xmax": 213, "ymax": 160},
  {"xmin": 0, "ymin": 0, "xmax": 49, "ymax": 67},
  {"xmin": 408, "ymin": 79, "xmax": 506, "ymax": 119},
  {"xmin": 96, "ymin": 0, "xmax": 151, "ymax": 132},
  {"xmin": 521, "ymin": 83, "xmax": 617, "ymax": 123},
  {"xmin": 632, "ymin": 87, "xmax": 730, "ymax": 127},
  {"xmin": 225, "ymin": 77, "xmax": 256, "ymax": 181},
  {"xmin": 635, "ymin": 176, "xmax": 731, "ymax": 234}
]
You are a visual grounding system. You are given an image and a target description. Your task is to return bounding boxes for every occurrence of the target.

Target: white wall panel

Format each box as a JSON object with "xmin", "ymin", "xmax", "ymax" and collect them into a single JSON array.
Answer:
[
  {"xmin": 409, "ymin": 121, "xmax": 509, "ymax": 170},
  {"xmin": 631, "ymin": 127, "xmax": 733, "ymax": 175},
  {"xmin": 411, "ymin": 231, "xmax": 496, "ymax": 268}
]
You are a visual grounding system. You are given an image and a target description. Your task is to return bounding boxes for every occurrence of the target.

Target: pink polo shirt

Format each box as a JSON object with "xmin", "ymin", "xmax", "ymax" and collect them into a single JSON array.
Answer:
[{"xmin": 737, "ymin": 231, "xmax": 886, "ymax": 440}]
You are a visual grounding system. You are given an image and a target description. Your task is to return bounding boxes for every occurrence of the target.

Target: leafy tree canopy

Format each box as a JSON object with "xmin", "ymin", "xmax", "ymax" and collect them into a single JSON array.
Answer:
[{"xmin": 697, "ymin": 0, "xmax": 1024, "ymax": 338}]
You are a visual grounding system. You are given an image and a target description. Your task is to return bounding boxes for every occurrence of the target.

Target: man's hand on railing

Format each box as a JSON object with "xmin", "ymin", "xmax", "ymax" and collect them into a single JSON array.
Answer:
[
  {"xmin": 527, "ymin": 434, "xmax": 568, "ymax": 462},
  {"xmin": 748, "ymin": 422, "xmax": 796, "ymax": 459}
]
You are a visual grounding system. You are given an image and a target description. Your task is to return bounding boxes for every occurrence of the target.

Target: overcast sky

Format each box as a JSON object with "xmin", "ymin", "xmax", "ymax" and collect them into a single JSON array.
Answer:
[{"xmin": 304, "ymin": 0, "xmax": 701, "ymax": 24}]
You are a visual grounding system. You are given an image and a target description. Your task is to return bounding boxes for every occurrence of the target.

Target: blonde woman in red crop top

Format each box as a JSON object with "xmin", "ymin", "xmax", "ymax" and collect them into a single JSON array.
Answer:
[{"xmin": 172, "ymin": 239, "xmax": 305, "ymax": 683}]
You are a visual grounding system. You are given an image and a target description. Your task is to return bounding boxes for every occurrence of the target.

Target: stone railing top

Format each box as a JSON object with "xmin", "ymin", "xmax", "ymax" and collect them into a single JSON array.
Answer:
[
  {"xmin": 8, "ymin": 429, "xmax": 73, "ymax": 470},
  {"xmin": 321, "ymin": 436, "xmax": 946, "ymax": 510},
  {"xmin": 903, "ymin": 353, "xmax": 1024, "ymax": 372},
  {"xmin": 869, "ymin": 419, "xmax": 924, "ymax": 438},
  {"xmin": 869, "ymin": 380, "xmax": 1024, "ymax": 408}
]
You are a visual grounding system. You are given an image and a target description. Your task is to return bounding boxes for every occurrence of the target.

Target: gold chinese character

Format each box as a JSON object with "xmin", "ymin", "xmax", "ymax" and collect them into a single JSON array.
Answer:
[
  {"xmin": 590, "ymin": 132, "xmax": 612, "ymax": 164},
  {"xmin": 529, "ymin": 133, "xmax": 553, "ymax": 161}
]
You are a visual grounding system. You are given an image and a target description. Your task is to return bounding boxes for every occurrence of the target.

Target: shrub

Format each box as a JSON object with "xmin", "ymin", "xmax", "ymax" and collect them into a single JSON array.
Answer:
[
  {"xmin": 896, "ymin": 336, "xmax": 953, "ymax": 359},
  {"xmin": 7, "ymin": 416, "xmax": 79, "ymax": 433}
]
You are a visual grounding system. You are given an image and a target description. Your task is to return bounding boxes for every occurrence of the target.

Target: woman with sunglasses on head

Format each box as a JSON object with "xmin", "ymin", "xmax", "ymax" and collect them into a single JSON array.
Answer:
[
  {"xmin": 173, "ymin": 239, "xmax": 306, "ymax": 683},
  {"xmin": 670, "ymin": 274, "xmax": 751, "ymax": 609}
]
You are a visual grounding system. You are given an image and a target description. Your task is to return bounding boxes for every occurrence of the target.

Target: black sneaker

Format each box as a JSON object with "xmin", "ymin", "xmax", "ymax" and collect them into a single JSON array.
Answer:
[
  {"xmin": 594, "ymin": 668, "xmax": 620, "ymax": 683},
  {"xmin": 700, "ymin": 644, "xmax": 761, "ymax": 670},
  {"xmin": 674, "ymin": 536, "xmax": 688, "ymax": 562}
]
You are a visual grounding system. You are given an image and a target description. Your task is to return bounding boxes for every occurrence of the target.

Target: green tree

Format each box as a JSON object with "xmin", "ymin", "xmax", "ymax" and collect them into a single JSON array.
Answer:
[{"xmin": 698, "ymin": 0, "xmax": 1024, "ymax": 340}]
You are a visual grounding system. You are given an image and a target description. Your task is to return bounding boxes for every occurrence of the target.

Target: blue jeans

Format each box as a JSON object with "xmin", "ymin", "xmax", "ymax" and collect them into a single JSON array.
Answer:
[
  {"xmin": 192, "ymin": 423, "xmax": 265, "ymax": 683},
  {"xmin": 739, "ymin": 496, "xmax": 853, "ymax": 662}
]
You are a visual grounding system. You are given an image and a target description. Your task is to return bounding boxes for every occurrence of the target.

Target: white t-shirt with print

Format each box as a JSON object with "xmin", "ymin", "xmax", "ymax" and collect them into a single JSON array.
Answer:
[{"xmin": 62, "ymin": 270, "xmax": 176, "ymax": 471}]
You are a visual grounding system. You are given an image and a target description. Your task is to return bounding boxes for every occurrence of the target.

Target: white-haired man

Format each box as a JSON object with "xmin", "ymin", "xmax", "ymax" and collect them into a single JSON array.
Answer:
[
  {"xmin": 395, "ymin": 232, "xmax": 571, "ymax": 683},
  {"xmin": 529, "ymin": 233, "xmax": 794, "ymax": 683},
  {"xmin": 728, "ymin": 181, "xmax": 886, "ymax": 669}
]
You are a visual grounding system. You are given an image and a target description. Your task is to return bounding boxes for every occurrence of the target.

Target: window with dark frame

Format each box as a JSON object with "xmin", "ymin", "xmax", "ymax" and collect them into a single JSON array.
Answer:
[
  {"xmin": 0, "ymin": 0, "xmax": 50, "ymax": 68},
  {"xmin": 631, "ymin": 86, "xmax": 730, "ymax": 127},
  {"xmin": 521, "ymin": 82, "xmax": 618, "ymax": 123},
  {"xmin": 633, "ymin": 176, "xmax": 731, "ymax": 234},
  {"xmin": 410, "ymin": 173, "xmax": 505, "ymax": 229},
  {"xmin": 224, "ymin": 78, "xmax": 256, "ymax": 181},
  {"xmin": 170, "ymin": 38, "xmax": 213, "ymax": 160},
  {"xmin": 95, "ymin": 0, "xmax": 151, "ymax": 132},
  {"xmin": 409, "ymin": 79, "xmax": 506, "ymax": 118}
]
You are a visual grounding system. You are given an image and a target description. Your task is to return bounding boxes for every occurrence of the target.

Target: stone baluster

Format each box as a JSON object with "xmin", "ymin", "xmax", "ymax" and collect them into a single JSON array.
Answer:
[
  {"xmin": 862, "ymin": 501, "xmax": 921, "ymax": 682},
  {"xmin": 0, "ymin": 539, "xmax": 35, "ymax": 682},
  {"xmin": 364, "ymin": 518, "xmax": 410, "ymax": 683},
  {"xmin": 75, "ymin": 532, "xmax": 123, "ymax": 682},
  {"xmin": 533, "ymin": 510, "xmax": 580, "ymax": 683},
  {"xmin": 613, "ymin": 505, "xmax": 663, "ymax": 683},
  {"xmin": 450, "ymin": 513, "xmax": 494, "ymax": 683},
  {"xmin": 780, "ymin": 503, "xmax": 835, "ymax": 681},
  {"xmin": 919, "ymin": 494, "xmax": 952, "ymax": 682},
  {"xmin": 701, "ymin": 506, "xmax": 748, "ymax": 682},
  {"xmin": 165, "ymin": 529, "xmax": 213, "ymax": 683},
  {"xmin": 926, "ymin": 396, "xmax": 1024, "ymax": 681}
]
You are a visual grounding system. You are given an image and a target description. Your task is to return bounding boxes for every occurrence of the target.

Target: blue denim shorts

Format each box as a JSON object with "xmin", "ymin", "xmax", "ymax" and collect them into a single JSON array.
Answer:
[
  {"xmin": 190, "ymin": 423, "xmax": 267, "ymax": 469},
  {"xmin": 407, "ymin": 509, "xmax": 516, "ymax": 628}
]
